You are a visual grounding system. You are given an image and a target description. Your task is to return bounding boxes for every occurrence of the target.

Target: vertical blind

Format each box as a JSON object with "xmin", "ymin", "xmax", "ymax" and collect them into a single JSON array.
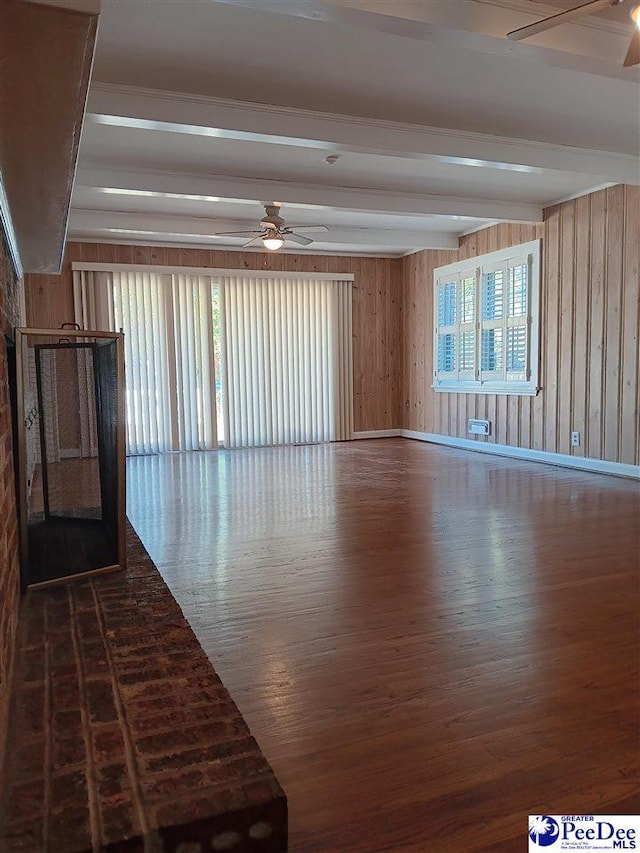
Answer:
[
  {"xmin": 113, "ymin": 270, "xmax": 173, "ymax": 454},
  {"xmin": 169, "ymin": 274, "xmax": 217, "ymax": 452},
  {"xmin": 221, "ymin": 275, "xmax": 353, "ymax": 448},
  {"xmin": 72, "ymin": 266, "xmax": 353, "ymax": 453},
  {"xmin": 73, "ymin": 269, "xmax": 113, "ymax": 457},
  {"xmin": 73, "ymin": 269, "xmax": 218, "ymax": 454}
]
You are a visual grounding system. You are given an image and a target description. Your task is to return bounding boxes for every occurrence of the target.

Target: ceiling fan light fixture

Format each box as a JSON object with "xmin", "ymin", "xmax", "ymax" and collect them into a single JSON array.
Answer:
[{"xmin": 262, "ymin": 235, "xmax": 284, "ymax": 251}]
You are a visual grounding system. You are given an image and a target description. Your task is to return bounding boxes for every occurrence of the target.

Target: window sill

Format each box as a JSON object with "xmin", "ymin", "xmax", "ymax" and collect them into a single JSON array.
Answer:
[{"xmin": 432, "ymin": 383, "xmax": 540, "ymax": 396}]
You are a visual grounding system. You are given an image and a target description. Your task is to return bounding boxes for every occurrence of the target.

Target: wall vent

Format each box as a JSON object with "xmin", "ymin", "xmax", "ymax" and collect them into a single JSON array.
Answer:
[{"xmin": 468, "ymin": 418, "xmax": 491, "ymax": 436}]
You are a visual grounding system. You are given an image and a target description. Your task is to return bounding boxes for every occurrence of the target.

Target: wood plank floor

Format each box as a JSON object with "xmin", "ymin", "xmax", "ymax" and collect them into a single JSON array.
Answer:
[{"xmin": 126, "ymin": 439, "xmax": 640, "ymax": 853}]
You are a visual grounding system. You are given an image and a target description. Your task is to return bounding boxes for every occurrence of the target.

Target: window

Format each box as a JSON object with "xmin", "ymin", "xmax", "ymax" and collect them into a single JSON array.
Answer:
[{"xmin": 433, "ymin": 240, "xmax": 540, "ymax": 395}]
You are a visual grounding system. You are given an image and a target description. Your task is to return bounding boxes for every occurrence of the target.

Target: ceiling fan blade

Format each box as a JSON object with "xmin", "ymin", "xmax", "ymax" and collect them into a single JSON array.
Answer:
[
  {"xmin": 286, "ymin": 233, "xmax": 314, "ymax": 246},
  {"xmin": 624, "ymin": 30, "xmax": 640, "ymax": 67},
  {"xmin": 286, "ymin": 225, "xmax": 329, "ymax": 233},
  {"xmin": 507, "ymin": 0, "xmax": 613, "ymax": 41},
  {"xmin": 213, "ymin": 230, "xmax": 262, "ymax": 237},
  {"xmin": 243, "ymin": 235, "xmax": 264, "ymax": 248}
]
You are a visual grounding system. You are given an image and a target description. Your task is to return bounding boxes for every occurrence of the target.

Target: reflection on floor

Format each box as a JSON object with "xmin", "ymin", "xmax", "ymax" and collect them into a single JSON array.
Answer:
[{"xmin": 126, "ymin": 439, "xmax": 640, "ymax": 853}]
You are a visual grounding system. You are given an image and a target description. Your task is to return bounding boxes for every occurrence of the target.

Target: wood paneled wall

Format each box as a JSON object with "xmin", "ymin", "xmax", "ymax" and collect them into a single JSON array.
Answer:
[
  {"xmin": 401, "ymin": 185, "xmax": 640, "ymax": 466},
  {"xmin": 24, "ymin": 185, "xmax": 640, "ymax": 464},
  {"xmin": 25, "ymin": 243, "xmax": 402, "ymax": 433}
]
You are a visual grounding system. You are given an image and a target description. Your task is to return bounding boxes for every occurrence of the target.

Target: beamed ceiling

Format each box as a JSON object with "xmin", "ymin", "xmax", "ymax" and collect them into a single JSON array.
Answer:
[{"xmin": 69, "ymin": 0, "xmax": 640, "ymax": 257}]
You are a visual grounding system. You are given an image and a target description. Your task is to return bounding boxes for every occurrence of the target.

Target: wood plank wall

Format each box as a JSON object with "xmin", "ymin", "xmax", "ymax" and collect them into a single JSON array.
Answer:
[
  {"xmin": 401, "ymin": 185, "xmax": 640, "ymax": 466},
  {"xmin": 24, "ymin": 243, "xmax": 402, "ymax": 433},
  {"xmin": 23, "ymin": 185, "xmax": 639, "ymax": 463}
]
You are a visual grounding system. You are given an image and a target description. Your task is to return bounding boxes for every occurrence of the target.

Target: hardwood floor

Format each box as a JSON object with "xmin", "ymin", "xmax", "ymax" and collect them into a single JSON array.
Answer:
[{"xmin": 126, "ymin": 439, "xmax": 640, "ymax": 853}]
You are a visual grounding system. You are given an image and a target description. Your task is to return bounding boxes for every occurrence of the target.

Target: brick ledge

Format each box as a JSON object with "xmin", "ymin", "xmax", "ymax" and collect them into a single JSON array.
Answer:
[{"xmin": 1, "ymin": 523, "xmax": 287, "ymax": 853}]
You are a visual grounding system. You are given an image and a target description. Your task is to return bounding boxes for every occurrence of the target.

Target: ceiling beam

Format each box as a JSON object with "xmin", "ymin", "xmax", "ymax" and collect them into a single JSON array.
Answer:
[
  {"xmin": 68, "ymin": 209, "xmax": 462, "ymax": 250},
  {"xmin": 87, "ymin": 84, "xmax": 639, "ymax": 185},
  {"xmin": 209, "ymin": 0, "xmax": 640, "ymax": 82},
  {"xmin": 1, "ymin": 0, "xmax": 98, "ymax": 273},
  {"xmin": 75, "ymin": 166, "xmax": 542, "ymax": 222}
]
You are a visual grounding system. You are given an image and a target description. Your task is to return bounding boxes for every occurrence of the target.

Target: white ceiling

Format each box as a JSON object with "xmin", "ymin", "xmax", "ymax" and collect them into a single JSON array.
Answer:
[{"xmin": 70, "ymin": 0, "xmax": 640, "ymax": 257}]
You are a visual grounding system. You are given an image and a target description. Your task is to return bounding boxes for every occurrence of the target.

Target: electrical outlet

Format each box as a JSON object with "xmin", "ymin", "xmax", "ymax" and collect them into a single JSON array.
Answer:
[{"xmin": 571, "ymin": 431, "xmax": 580, "ymax": 447}]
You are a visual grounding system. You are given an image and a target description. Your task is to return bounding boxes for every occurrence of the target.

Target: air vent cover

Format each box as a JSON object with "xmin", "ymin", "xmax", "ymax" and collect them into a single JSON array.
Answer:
[{"xmin": 468, "ymin": 418, "xmax": 491, "ymax": 436}]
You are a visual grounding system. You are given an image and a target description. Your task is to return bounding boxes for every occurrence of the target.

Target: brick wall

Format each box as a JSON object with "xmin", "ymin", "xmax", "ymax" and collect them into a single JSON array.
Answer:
[{"xmin": 0, "ymin": 230, "xmax": 22, "ymax": 798}]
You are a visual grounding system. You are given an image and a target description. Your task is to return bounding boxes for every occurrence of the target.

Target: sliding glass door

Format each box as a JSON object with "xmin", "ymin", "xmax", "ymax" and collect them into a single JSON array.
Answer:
[
  {"xmin": 212, "ymin": 286, "xmax": 224, "ymax": 446},
  {"xmin": 111, "ymin": 271, "xmax": 221, "ymax": 455},
  {"xmin": 73, "ymin": 265, "xmax": 353, "ymax": 453},
  {"xmin": 220, "ymin": 275, "xmax": 353, "ymax": 448}
]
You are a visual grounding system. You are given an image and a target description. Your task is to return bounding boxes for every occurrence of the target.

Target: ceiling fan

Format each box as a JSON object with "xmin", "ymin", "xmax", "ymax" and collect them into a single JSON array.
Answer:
[
  {"xmin": 507, "ymin": 0, "xmax": 640, "ymax": 67},
  {"xmin": 213, "ymin": 203, "xmax": 329, "ymax": 250}
]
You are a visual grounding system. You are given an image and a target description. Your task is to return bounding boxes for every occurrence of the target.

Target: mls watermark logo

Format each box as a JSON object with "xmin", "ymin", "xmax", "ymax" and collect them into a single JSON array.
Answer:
[
  {"xmin": 528, "ymin": 815, "xmax": 640, "ymax": 851},
  {"xmin": 529, "ymin": 816, "xmax": 559, "ymax": 847}
]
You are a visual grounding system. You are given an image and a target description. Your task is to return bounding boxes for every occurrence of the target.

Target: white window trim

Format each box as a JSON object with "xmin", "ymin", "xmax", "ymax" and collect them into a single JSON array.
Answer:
[{"xmin": 432, "ymin": 239, "xmax": 541, "ymax": 396}]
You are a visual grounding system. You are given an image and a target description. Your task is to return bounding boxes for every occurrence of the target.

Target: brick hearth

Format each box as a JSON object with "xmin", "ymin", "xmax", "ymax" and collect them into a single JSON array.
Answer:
[{"xmin": 0, "ymin": 525, "xmax": 287, "ymax": 852}]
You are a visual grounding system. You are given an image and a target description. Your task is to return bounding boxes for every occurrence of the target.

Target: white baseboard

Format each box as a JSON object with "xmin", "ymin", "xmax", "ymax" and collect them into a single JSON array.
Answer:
[
  {"xmin": 352, "ymin": 430, "xmax": 402, "ymax": 439},
  {"xmin": 400, "ymin": 430, "xmax": 640, "ymax": 480}
]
